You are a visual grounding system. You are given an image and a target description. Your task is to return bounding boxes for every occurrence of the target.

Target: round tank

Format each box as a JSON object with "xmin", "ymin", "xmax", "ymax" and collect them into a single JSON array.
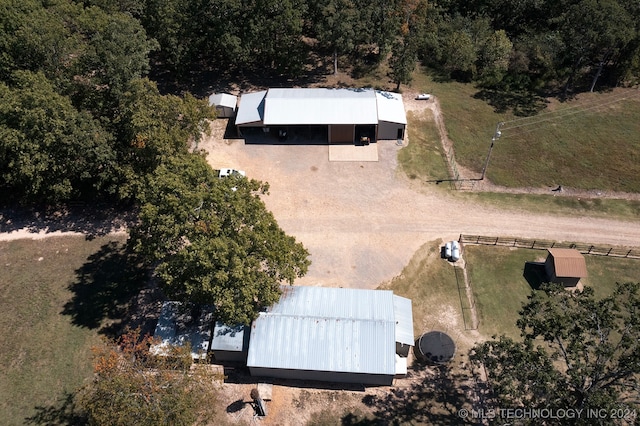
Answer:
[{"xmin": 414, "ymin": 331, "xmax": 456, "ymax": 364}]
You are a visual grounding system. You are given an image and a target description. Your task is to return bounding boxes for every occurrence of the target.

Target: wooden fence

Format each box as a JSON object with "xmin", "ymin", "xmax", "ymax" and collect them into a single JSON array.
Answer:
[{"xmin": 459, "ymin": 234, "xmax": 640, "ymax": 259}]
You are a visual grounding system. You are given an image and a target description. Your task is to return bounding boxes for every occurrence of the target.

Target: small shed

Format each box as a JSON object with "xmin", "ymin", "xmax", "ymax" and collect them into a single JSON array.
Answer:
[
  {"xmin": 209, "ymin": 93, "xmax": 237, "ymax": 118},
  {"xmin": 544, "ymin": 248, "xmax": 588, "ymax": 287},
  {"xmin": 211, "ymin": 322, "xmax": 249, "ymax": 362}
]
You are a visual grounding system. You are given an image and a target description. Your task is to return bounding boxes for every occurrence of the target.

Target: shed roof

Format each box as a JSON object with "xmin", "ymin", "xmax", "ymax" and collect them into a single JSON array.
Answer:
[
  {"xmin": 235, "ymin": 88, "xmax": 407, "ymax": 127},
  {"xmin": 547, "ymin": 248, "xmax": 588, "ymax": 278},
  {"xmin": 376, "ymin": 91, "xmax": 407, "ymax": 125},
  {"xmin": 235, "ymin": 90, "xmax": 267, "ymax": 125},
  {"xmin": 246, "ymin": 286, "xmax": 413, "ymax": 376},
  {"xmin": 263, "ymin": 88, "xmax": 378, "ymax": 125},
  {"xmin": 150, "ymin": 302, "xmax": 213, "ymax": 359},
  {"xmin": 211, "ymin": 322, "xmax": 248, "ymax": 353},
  {"xmin": 393, "ymin": 295, "xmax": 414, "ymax": 346},
  {"xmin": 209, "ymin": 93, "xmax": 237, "ymax": 110}
]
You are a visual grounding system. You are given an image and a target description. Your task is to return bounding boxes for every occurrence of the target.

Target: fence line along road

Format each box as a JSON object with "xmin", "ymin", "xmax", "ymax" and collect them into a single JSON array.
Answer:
[{"xmin": 459, "ymin": 234, "xmax": 640, "ymax": 259}]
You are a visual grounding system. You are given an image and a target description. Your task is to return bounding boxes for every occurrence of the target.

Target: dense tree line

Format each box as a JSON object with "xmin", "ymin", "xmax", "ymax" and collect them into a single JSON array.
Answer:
[{"xmin": 115, "ymin": 0, "xmax": 640, "ymax": 95}]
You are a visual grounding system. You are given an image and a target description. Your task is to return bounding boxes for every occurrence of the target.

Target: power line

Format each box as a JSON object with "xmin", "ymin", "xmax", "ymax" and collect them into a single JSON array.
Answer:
[{"xmin": 501, "ymin": 90, "xmax": 640, "ymax": 133}]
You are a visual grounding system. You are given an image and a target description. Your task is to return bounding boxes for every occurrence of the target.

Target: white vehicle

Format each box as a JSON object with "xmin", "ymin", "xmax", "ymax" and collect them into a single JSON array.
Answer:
[
  {"xmin": 415, "ymin": 93, "xmax": 431, "ymax": 100},
  {"xmin": 218, "ymin": 168, "xmax": 246, "ymax": 179}
]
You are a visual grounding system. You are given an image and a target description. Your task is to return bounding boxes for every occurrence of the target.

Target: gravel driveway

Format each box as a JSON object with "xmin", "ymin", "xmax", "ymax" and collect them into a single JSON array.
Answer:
[{"xmin": 201, "ymin": 97, "xmax": 640, "ymax": 289}]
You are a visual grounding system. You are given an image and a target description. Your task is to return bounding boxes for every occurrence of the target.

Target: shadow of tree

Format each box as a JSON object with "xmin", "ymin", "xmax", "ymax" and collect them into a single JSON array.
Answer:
[
  {"xmin": 350, "ymin": 364, "xmax": 477, "ymax": 425},
  {"xmin": 62, "ymin": 241, "xmax": 146, "ymax": 337},
  {"xmin": 474, "ymin": 88, "xmax": 548, "ymax": 116},
  {"xmin": 0, "ymin": 204, "xmax": 135, "ymax": 238},
  {"xmin": 24, "ymin": 392, "xmax": 85, "ymax": 425}
]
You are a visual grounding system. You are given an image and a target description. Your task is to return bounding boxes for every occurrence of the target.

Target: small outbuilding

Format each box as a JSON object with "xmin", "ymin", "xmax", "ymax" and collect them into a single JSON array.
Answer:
[
  {"xmin": 209, "ymin": 93, "xmax": 238, "ymax": 118},
  {"xmin": 544, "ymin": 248, "xmax": 588, "ymax": 287},
  {"xmin": 211, "ymin": 322, "xmax": 250, "ymax": 362}
]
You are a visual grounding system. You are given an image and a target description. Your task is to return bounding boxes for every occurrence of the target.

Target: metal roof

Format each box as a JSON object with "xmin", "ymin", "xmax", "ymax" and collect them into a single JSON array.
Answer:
[
  {"xmin": 246, "ymin": 286, "xmax": 413, "ymax": 376},
  {"xmin": 208, "ymin": 93, "xmax": 237, "ymax": 109},
  {"xmin": 376, "ymin": 91, "xmax": 407, "ymax": 125},
  {"xmin": 235, "ymin": 90, "xmax": 267, "ymax": 125},
  {"xmin": 393, "ymin": 295, "xmax": 414, "ymax": 346},
  {"xmin": 547, "ymin": 248, "xmax": 588, "ymax": 278},
  {"xmin": 150, "ymin": 302, "xmax": 213, "ymax": 359},
  {"xmin": 211, "ymin": 322, "xmax": 248, "ymax": 353},
  {"xmin": 263, "ymin": 88, "xmax": 379, "ymax": 125},
  {"xmin": 248, "ymin": 315, "xmax": 396, "ymax": 374}
]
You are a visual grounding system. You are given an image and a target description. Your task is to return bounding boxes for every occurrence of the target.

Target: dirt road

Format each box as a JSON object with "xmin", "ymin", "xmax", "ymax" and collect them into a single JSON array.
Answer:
[{"xmin": 201, "ymin": 94, "xmax": 640, "ymax": 289}]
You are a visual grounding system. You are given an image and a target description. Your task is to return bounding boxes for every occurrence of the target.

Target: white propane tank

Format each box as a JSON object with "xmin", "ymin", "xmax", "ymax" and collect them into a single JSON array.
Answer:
[{"xmin": 451, "ymin": 241, "xmax": 461, "ymax": 261}]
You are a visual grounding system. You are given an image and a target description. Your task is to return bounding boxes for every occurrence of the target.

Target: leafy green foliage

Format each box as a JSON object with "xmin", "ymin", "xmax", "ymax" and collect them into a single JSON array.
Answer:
[
  {"xmin": 129, "ymin": 154, "xmax": 310, "ymax": 325},
  {"xmin": 0, "ymin": 71, "xmax": 116, "ymax": 203},
  {"xmin": 471, "ymin": 283, "xmax": 640, "ymax": 416}
]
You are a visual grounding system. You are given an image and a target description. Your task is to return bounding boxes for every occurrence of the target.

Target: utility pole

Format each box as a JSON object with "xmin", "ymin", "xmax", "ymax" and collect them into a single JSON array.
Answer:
[{"xmin": 480, "ymin": 122, "xmax": 504, "ymax": 180}]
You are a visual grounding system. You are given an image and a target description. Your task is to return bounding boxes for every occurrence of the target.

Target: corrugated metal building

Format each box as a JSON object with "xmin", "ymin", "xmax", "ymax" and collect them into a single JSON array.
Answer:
[
  {"xmin": 247, "ymin": 286, "xmax": 414, "ymax": 386},
  {"xmin": 235, "ymin": 88, "xmax": 406, "ymax": 143}
]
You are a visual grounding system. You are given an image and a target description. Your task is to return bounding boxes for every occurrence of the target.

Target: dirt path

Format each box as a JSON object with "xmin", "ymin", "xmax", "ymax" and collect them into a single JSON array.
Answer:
[{"xmin": 201, "ymin": 100, "xmax": 640, "ymax": 290}]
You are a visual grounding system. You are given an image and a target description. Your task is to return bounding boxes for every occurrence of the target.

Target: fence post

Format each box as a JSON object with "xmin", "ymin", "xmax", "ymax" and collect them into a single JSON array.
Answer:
[{"xmin": 532, "ymin": 240, "xmax": 536, "ymax": 249}]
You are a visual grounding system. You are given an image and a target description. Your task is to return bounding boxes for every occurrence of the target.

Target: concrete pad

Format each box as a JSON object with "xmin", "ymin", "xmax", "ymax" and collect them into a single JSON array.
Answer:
[{"xmin": 329, "ymin": 143, "xmax": 378, "ymax": 162}]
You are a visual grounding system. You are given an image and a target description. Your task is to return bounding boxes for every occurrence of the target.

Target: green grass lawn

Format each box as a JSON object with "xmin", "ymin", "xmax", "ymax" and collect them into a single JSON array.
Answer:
[
  {"xmin": 0, "ymin": 234, "xmax": 134, "ymax": 425},
  {"xmin": 455, "ymin": 191, "xmax": 640, "ymax": 221},
  {"xmin": 398, "ymin": 110, "xmax": 449, "ymax": 182},
  {"xmin": 409, "ymin": 68, "xmax": 640, "ymax": 192},
  {"xmin": 464, "ymin": 244, "xmax": 640, "ymax": 340}
]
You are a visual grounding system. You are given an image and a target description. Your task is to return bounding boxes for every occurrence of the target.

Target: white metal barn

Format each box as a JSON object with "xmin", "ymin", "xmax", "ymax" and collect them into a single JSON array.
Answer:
[
  {"xmin": 246, "ymin": 286, "xmax": 414, "ymax": 386},
  {"xmin": 209, "ymin": 93, "xmax": 238, "ymax": 118},
  {"xmin": 235, "ymin": 88, "xmax": 406, "ymax": 143}
]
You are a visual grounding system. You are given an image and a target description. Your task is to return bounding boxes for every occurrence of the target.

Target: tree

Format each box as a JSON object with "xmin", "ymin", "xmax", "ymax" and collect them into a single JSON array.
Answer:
[
  {"xmin": 389, "ymin": 0, "xmax": 427, "ymax": 90},
  {"xmin": 0, "ymin": 71, "xmax": 117, "ymax": 204},
  {"xmin": 128, "ymin": 154, "xmax": 310, "ymax": 325},
  {"xmin": 477, "ymin": 29, "xmax": 513, "ymax": 86},
  {"xmin": 313, "ymin": 0, "xmax": 359, "ymax": 74},
  {"xmin": 471, "ymin": 283, "xmax": 640, "ymax": 419},
  {"xmin": 77, "ymin": 328, "xmax": 218, "ymax": 426}
]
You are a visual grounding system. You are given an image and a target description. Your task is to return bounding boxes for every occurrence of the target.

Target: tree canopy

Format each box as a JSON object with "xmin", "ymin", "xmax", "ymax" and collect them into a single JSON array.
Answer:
[
  {"xmin": 471, "ymin": 283, "xmax": 640, "ymax": 419},
  {"xmin": 77, "ymin": 329, "xmax": 219, "ymax": 426},
  {"xmin": 128, "ymin": 153, "xmax": 310, "ymax": 325}
]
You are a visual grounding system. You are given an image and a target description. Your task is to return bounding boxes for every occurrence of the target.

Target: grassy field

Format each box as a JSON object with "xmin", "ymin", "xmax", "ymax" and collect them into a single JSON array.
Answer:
[
  {"xmin": 464, "ymin": 244, "xmax": 640, "ymax": 339},
  {"xmin": 456, "ymin": 191, "xmax": 640, "ymax": 221},
  {"xmin": 379, "ymin": 240, "xmax": 462, "ymax": 339},
  {"xmin": 398, "ymin": 110, "xmax": 449, "ymax": 183},
  {"xmin": 409, "ymin": 68, "xmax": 640, "ymax": 192},
  {"xmin": 0, "ymin": 234, "xmax": 137, "ymax": 425}
]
